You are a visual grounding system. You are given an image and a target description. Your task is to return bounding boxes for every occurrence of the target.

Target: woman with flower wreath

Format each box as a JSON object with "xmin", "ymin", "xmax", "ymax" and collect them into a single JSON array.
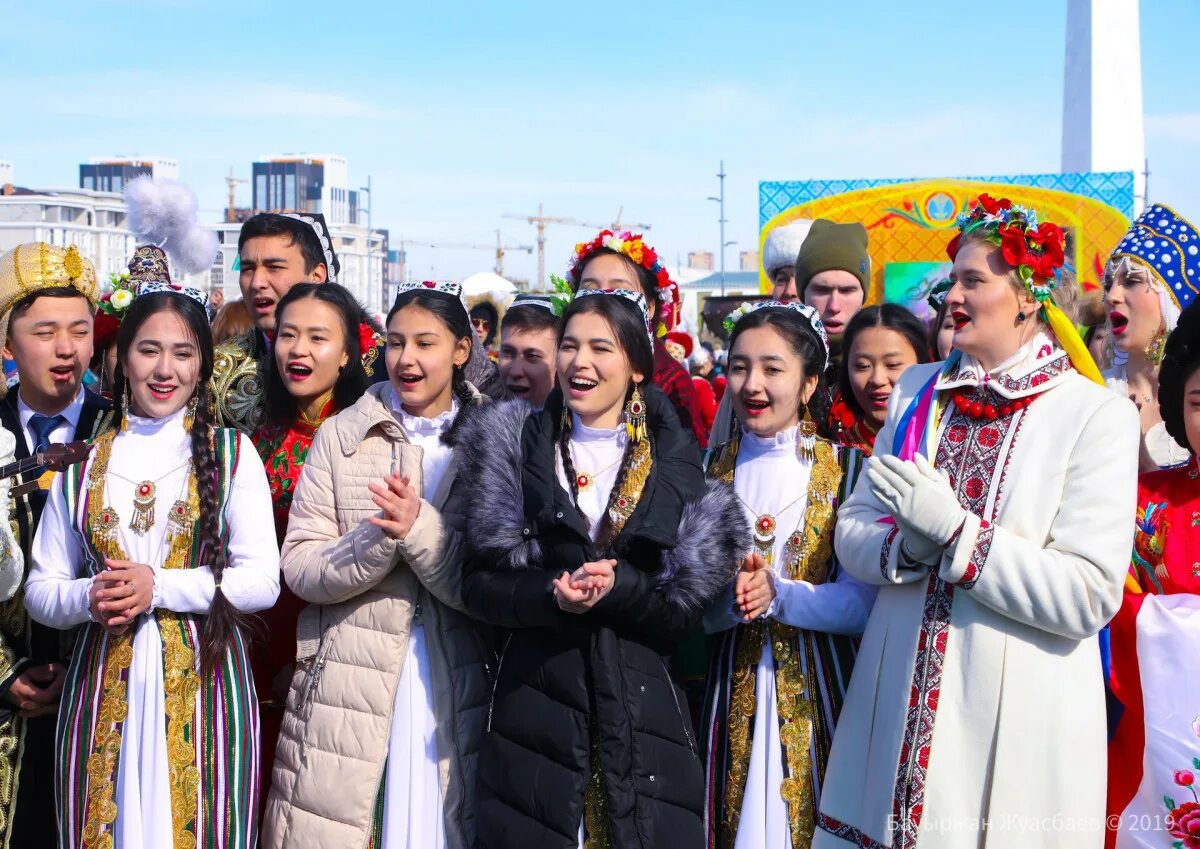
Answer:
[
  {"xmin": 25, "ymin": 259, "xmax": 280, "ymax": 849},
  {"xmin": 458, "ymin": 287, "xmax": 747, "ymax": 849},
  {"xmin": 568, "ymin": 229, "xmax": 709, "ymax": 445},
  {"xmin": 1102, "ymin": 204, "xmax": 1200, "ymax": 472},
  {"xmin": 813, "ymin": 194, "xmax": 1139, "ymax": 849},
  {"xmin": 1106, "ymin": 301, "xmax": 1200, "ymax": 847},
  {"xmin": 701, "ymin": 300, "xmax": 876, "ymax": 849},
  {"xmin": 249, "ymin": 281, "xmax": 380, "ymax": 799}
]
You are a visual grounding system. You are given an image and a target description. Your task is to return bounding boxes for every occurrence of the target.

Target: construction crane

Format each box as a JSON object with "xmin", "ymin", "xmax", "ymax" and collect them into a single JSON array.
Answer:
[
  {"xmin": 398, "ymin": 230, "xmax": 532, "ymax": 277},
  {"xmin": 224, "ymin": 168, "xmax": 247, "ymax": 223},
  {"xmin": 503, "ymin": 204, "xmax": 652, "ymax": 290}
]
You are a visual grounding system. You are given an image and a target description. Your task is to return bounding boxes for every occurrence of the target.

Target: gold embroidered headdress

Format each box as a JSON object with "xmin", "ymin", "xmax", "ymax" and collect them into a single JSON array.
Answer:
[{"xmin": 0, "ymin": 242, "xmax": 100, "ymax": 347}]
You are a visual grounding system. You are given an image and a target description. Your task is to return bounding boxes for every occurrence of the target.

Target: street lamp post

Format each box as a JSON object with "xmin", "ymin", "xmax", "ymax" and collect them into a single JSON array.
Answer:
[
  {"xmin": 706, "ymin": 160, "xmax": 728, "ymax": 296},
  {"xmin": 360, "ymin": 176, "xmax": 381, "ymax": 310}
]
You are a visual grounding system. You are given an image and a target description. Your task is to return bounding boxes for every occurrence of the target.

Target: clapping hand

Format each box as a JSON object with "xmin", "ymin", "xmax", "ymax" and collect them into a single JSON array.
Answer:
[
  {"xmin": 866, "ymin": 454, "xmax": 966, "ymax": 563},
  {"xmin": 553, "ymin": 559, "xmax": 617, "ymax": 614},
  {"xmin": 734, "ymin": 552, "xmax": 775, "ymax": 622},
  {"xmin": 368, "ymin": 474, "xmax": 421, "ymax": 540}
]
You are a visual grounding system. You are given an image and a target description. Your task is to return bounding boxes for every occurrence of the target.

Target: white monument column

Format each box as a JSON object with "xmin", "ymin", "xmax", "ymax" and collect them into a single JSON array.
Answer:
[{"xmin": 1062, "ymin": 0, "xmax": 1146, "ymax": 212}]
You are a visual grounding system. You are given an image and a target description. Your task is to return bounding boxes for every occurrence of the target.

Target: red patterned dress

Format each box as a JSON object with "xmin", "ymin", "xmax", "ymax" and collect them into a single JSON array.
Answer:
[
  {"xmin": 251, "ymin": 399, "xmax": 335, "ymax": 796},
  {"xmin": 828, "ymin": 391, "xmax": 880, "ymax": 456},
  {"xmin": 1107, "ymin": 459, "xmax": 1200, "ymax": 849}
]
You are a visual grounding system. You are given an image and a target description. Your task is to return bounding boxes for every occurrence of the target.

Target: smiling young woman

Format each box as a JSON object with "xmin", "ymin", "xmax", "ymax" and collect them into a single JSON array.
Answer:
[
  {"xmin": 701, "ymin": 301, "xmax": 875, "ymax": 849},
  {"xmin": 458, "ymin": 288, "xmax": 747, "ymax": 849},
  {"xmin": 250, "ymin": 281, "xmax": 377, "ymax": 805},
  {"xmin": 26, "ymin": 272, "xmax": 280, "ymax": 849},
  {"xmin": 813, "ymin": 196, "xmax": 1140, "ymax": 849},
  {"xmin": 1102, "ymin": 204, "xmax": 1200, "ymax": 472},
  {"xmin": 262, "ymin": 279, "xmax": 490, "ymax": 849},
  {"xmin": 829, "ymin": 304, "xmax": 930, "ymax": 456}
]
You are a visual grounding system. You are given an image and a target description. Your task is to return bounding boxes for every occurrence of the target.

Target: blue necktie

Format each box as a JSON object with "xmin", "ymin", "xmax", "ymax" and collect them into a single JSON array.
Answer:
[{"xmin": 28, "ymin": 413, "xmax": 65, "ymax": 456}]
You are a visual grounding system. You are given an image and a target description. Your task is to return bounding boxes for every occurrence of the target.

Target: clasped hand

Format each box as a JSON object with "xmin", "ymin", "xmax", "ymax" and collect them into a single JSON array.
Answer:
[
  {"xmin": 89, "ymin": 557, "xmax": 155, "ymax": 636},
  {"xmin": 734, "ymin": 552, "xmax": 775, "ymax": 622},
  {"xmin": 553, "ymin": 559, "xmax": 617, "ymax": 613},
  {"xmin": 368, "ymin": 474, "xmax": 421, "ymax": 540}
]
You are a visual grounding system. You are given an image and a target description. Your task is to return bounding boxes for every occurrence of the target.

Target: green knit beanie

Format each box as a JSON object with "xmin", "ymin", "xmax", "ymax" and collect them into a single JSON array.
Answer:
[{"xmin": 794, "ymin": 219, "xmax": 870, "ymax": 297}]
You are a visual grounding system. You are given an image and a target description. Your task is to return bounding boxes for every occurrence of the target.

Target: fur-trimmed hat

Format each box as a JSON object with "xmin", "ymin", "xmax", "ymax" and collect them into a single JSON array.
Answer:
[{"xmin": 762, "ymin": 218, "xmax": 813, "ymax": 277}]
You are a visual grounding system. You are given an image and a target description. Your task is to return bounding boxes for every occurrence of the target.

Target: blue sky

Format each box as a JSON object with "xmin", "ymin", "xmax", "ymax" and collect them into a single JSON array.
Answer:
[{"xmin": 3, "ymin": 0, "xmax": 1198, "ymax": 286}]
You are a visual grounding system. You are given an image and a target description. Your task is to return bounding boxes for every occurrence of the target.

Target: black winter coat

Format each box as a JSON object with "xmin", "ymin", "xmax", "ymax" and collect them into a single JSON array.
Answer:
[{"xmin": 457, "ymin": 386, "xmax": 748, "ymax": 849}]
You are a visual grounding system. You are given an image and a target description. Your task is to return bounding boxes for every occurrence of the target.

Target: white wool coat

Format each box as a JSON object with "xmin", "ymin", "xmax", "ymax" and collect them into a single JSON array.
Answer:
[{"xmin": 814, "ymin": 342, "xmax": 1139, "ymax": 849}]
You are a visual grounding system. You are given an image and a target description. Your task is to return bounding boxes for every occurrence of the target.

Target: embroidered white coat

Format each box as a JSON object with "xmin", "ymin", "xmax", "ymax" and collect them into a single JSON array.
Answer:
[{"xmin": 814, "ymin": 338, "xmax": 1140, "ymax": 849}]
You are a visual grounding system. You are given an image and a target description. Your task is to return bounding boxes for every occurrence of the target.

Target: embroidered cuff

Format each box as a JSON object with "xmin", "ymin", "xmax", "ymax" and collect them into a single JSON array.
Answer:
[{"xmin": 940, "ymin": 513, "xmax": 990, "ymax": 588}]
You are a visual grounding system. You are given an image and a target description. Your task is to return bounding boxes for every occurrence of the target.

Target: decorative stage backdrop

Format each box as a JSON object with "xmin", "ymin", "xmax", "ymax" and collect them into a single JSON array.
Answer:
[{"xmin": 758, "ymin": 172, "xmax": 1135, "ymax": 321}]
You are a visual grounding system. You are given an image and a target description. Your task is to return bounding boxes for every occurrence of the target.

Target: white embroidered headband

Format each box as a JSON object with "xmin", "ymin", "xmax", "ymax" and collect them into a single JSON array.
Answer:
[
  {"xmin": 724, "ymin": 300, "xmax": 830, "ymax": 370},
  {"xmin": 394, "ymin": 279, "xmax": 470, "ymax": 321},
  {"xmin": 572, "ymin": 287, "xmax": 654, "ymax": 347},
  {"xmin": 136, "ymin": 280, "xmax": 210, "ymax": 309}
]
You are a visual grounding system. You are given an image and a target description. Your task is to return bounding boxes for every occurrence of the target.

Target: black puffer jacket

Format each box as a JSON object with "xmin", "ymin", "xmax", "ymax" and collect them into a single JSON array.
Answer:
[{"xmin": 457, "ymin": 386, "xmax": 748, "ymax": 849}]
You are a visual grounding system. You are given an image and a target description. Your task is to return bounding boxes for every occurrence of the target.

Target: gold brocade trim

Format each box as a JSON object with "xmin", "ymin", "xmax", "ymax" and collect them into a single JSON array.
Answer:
[
  {"xmin": 210, "ymin": 331, "xmax": 265, "ymax": 434},
  {"xmin": 583, "ymin": 712, "xmax": 612, "ymax": 849},
  {"xmin": 0, "ymin": 684, "xmax": 17, "ymax": 838},
  {"xmin": 604, "ymin": 434, "xmax": 652, "ymax": 535},
  {"xmin": 83, "ymin": 433, "xmax": 201, "ymax": 849},
  {"xmin": 721, "ymin": 621, "xmax": 766, "ymax": 848},
  {"xmin": 711, "ymin": 435, "xmax": 842, "ymax": 849}
]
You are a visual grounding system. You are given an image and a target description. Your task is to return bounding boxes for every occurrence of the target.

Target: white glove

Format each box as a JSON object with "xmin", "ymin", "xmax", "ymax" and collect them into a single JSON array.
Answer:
[{"xmin": 866, "ymin": 454, "xmax": 967, "ymax": 555}]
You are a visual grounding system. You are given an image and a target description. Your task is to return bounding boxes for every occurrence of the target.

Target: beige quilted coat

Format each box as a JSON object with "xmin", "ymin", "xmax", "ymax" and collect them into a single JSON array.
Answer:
[{"xmin": 262, "ymin": 383, "xmax": 489, "ymax": 849}]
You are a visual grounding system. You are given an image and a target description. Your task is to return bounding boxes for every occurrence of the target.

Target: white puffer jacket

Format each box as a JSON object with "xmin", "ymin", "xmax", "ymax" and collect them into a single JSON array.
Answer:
[{"xmin": 262, "ymin": 383, "xmax": 489, "ymax": 849}]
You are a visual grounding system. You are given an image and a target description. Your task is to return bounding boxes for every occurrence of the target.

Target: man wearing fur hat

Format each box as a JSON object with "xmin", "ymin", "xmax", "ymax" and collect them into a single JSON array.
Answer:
[
  {"xmin": 762, "ymin": 218, "xmax": 813, "ymax": 302},
  {"xmin": 795, "ymin": 218, "xmax": 871, "ymax": 372},
  {"xmin": 0, "ymin": 242, "xmax": 112, "ymax": 848}
]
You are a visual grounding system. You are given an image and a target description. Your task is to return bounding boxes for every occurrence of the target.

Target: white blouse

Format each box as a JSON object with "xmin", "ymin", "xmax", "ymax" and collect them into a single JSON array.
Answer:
[
  {"xmin": 26, "ymin": 407, "xmax": 281, "ymax": 626},
  {"xmin": 705, "ymin": 425, "xmax": 876, "ymax": 635},
  {"xmin": 390, "ymin": 388, "xmax": 458, "ymax": 499},
  {"xmin": 555, "ymin": 412, "xmax": 627, "ymax": 541},
  {"xmin": 25, "ymin": 407, "xmax": 279, "ymax": 849}
]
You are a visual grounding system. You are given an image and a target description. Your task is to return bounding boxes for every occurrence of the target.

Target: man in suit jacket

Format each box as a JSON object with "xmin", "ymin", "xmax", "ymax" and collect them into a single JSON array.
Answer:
[{"xmin": 0, "ymin": 242, "xmax": 110, "ymax": 849}]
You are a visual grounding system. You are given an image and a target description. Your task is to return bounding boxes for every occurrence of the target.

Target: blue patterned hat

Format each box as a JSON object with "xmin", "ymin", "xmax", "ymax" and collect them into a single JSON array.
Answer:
[{"xmin": 1109, "ymin": 204, "xmax": 1200, "ymax": 310}]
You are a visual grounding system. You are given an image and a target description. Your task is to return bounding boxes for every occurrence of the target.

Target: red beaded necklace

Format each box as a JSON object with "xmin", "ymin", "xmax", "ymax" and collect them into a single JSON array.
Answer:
[{"xmin": 948, "ymin": 387, "xmax": 1044, "ymax": 420}]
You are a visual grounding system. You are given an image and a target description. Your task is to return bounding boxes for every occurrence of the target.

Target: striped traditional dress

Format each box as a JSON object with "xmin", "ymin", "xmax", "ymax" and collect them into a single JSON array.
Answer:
[
  {"xmin": 25, "ymin": 410, "xmax": 280, "ymax": 849},
  {"xmin": 702, "ymin": 429, "xmax": 874, "ymax": 849}
]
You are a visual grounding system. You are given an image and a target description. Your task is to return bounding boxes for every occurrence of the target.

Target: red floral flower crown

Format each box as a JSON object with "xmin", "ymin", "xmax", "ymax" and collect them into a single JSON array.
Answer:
[
  {"xmin": 568, "ymin": 230, "xmax": 680, "ymax": 330},
  {"xmin": 947, "ymin": 194, "xmax": 1066, "ymax": 302}
]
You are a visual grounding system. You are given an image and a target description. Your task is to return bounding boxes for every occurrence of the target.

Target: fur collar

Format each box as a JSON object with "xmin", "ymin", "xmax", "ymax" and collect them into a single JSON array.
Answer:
[{"xmin": 456, "ymin": 399, "xmax": 749, "ymax": 613}]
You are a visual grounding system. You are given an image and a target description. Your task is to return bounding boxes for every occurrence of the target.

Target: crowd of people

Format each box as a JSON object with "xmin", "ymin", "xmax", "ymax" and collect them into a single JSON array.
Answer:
[{"xmin": 0, "ymin": 173, "xmax": 1196, "ymax": 849}]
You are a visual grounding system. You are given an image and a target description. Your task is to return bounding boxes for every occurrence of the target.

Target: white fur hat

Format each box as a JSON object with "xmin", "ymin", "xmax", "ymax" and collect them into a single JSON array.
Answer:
[{"xmin": 761, "ymin": 218, "xmax": 814, "ymax": 276}]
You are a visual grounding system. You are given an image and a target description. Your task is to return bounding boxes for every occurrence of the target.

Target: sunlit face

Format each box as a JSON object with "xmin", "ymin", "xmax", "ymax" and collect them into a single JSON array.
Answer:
[
  {"xmin": 1183, "ymin": 368, "xmax": 1200, "ymax": 456},
  {"xmin": 803, "ymin": 270, "xmax": 863, "ymax": 337},
  {"xmin": 385, "ymin": 303, "xmax": 471, "ymax": 419},
  {"xmin": 770, "ymin": 266, "xmax": 798, "ymax": 303},
  {"xmin": 935, "ymin": 308, "xmax": 955, "ymax": 360},
  {"xmin": 238, "ymin": 234, "xmax": 327, "ymax": 332},
  {"xmin": 728, "ymin": 325, "xmax": 817, "ymax": 439},
  {"xmin": 577, "ymin": 253, "xmax": 658, "ymax": 323},
  {"xmin": 499, "ymin": 325, "xmax": 556, "ymax": 408},
  {"xmin": 274, "ymin": 297, "xmax": 349, "ymax": 410},
  {"xmin": 3, "ymin": 294, "xmax": 94, "ymax": 412},
  {"xmin": 556, "ymin": 310, "xmax": 642, "ymax": 429},
  {"xmin": 847, "ymin": 326, "xmax": 920, "ymax": 429},
  {"xmin": 946, "ymin": 239, "xmax": 1039, "ymax": 368},
  {"xmin": 1103, "ymin": 261, "xmax": 1164, "ymax": 356},
  {"xmin": 122, "ymin": 309, "xmax": 201, "ymax": 419}
]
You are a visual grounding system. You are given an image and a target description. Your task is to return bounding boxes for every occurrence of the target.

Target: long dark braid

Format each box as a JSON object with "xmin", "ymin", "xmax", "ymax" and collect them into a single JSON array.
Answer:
[
  {"xmin": 191, "ymin": 392, "xmax": 253, "ymax": 674},
  {"xmin": 441, "ymin": 363, "xmax": 475, "ymax": 446}
]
